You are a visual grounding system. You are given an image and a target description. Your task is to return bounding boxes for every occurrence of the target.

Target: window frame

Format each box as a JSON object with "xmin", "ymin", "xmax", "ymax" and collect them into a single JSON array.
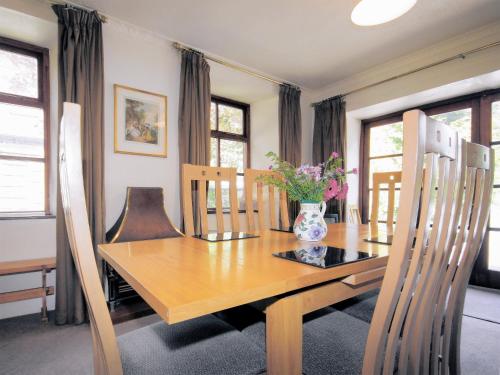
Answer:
[
  {"xmin": 209, "ymin": 95, "xmax": 250, "ymax": 213},
  {"xmin": 0, "ymin": 36, "xmax": 51, "ymax": 217}
]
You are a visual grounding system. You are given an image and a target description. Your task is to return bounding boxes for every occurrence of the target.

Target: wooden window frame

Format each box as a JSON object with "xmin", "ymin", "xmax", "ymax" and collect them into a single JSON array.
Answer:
[
  {"xmin": 209, "ymin": 95, "xmax": 250, "ymax": 214},
  {"xmin": 0, "ymin": 36, "xmax": 50, "ymax": 216}
]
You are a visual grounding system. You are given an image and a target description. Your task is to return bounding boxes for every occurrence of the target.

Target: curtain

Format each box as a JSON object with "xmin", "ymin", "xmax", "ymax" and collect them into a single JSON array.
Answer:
[
  {"xmin": 178, "ymin": 50, "xmax": 211, "ymax": 233},
  {"xmin": 279, "ymin": 84, "xmax": 302, "ymax": 222},
  {"xmin": 53, "ymin": 5, "xmax": 105, "ymax": 325},
  {"xmin": 313, "ymin": 96, "xmax": 346, "ymax": 221}
]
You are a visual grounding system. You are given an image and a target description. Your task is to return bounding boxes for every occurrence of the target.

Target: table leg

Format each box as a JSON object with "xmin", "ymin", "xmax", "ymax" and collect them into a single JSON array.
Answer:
[
  {"xmin": 41, "ymin": 268, "xmax": 48, "ymax": 322},
  {"xmin": 266, "ymin": 296, "xmax": 303, "ymax": 375}
]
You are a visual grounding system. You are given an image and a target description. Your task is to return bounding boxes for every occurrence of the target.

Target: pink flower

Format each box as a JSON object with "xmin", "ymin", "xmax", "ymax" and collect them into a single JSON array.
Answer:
[
  {"xmin": 336, "ymin": 183, "xmax": 349, "ymax": 200},
  {"xmin": 324, "ymin": 179, "xmax": 340, "ymax": 202},
  {"xmin": 335, "ymin": 167, "xmax": 344, "ymax": 175},
  {"xmin": 331, "ymin": 151, "xmax": 339, "ymax": 159},
  {"xmin": 352, "ymin": 168, "xmax": 358, "ymax": 175}
]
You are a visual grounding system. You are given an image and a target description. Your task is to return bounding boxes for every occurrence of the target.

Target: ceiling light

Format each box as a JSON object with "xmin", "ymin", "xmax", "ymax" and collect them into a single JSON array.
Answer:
[{"xmin": 351, "ymin": 0, "xmax": 417, "ymax": 26}]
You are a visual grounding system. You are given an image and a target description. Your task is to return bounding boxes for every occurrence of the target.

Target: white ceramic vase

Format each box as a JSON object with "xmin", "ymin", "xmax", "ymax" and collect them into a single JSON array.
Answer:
[{"xmin": 293, "ymin": 201, "xmax": 328, "ymax": 242}]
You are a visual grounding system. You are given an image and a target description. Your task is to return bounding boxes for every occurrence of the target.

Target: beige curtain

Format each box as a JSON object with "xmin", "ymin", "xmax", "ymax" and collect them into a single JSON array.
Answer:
[
  {"xmin": 53, "ymin": 5, "xmax": 105, "ymax": 325},
  {"xmin": 178, "ymin": 50, "xmax": 211, "ymax": 232},
  {"xmin": 313, "ymin": 96, "xmax": 346, "ymax": 221},
  {"xmin": 279, "ymin": 84, "xmax": 302, "ymax": 222}
]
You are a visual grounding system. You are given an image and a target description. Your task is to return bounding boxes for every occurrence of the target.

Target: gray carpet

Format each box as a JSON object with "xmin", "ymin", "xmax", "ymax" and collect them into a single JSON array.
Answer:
[{"xmin": 1, "ymin": 287, "xmax": 499, "ymax": 375}]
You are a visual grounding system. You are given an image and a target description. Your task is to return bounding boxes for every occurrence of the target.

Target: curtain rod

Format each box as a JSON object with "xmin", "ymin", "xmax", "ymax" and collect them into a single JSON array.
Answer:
[
  {"xmin": 45, "ymin": 0, "xmax": 108, "ymax": 22},
  {"xmin": 173, "ymin": 42, "xmax": 301, "ymax": 91},
  {"xmin": 312, "ymin": 40, "xmax": 500, "ymax": 107}
]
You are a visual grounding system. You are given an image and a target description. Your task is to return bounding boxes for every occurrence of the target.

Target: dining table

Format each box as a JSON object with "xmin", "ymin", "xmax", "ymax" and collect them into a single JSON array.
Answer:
[{"xmin": 98, "ymin": 223, "xmax": 390, "ymax": 375}]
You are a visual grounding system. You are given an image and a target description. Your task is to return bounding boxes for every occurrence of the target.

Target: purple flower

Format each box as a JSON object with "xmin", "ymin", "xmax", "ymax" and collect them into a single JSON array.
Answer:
[
  {"xmin": 308, "ymin": 225, "xmax": 325, "ymax": 240},
  {"xmin": 331, "ymin": 151, "xmax": 339, "ymax": 159},
  {"xmin": 335, "ymin": 167, "xmax": 344, "ymax": 175},
  {"xmin": 352, "ymin": 168, "xmax": 358, "ymax": 175},
  {"xmin": 268, "ymin": 165, "xmax": 273, "ymax": 170}
]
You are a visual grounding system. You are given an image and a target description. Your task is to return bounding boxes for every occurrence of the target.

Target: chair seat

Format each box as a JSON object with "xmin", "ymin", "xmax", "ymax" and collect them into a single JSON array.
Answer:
[
  {"xmin": 334, "ymin": 289, "xmax": 379, "ymax": 323},
  {"xmin": 118, "ymin": 314, "xmax": 266, "ymax": 375}
]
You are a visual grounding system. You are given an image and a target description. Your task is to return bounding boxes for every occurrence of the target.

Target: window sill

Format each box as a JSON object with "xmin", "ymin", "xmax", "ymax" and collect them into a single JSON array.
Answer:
[{"xmin": 0, "ymin": 213, "xmax": 56, "ymax": 221}]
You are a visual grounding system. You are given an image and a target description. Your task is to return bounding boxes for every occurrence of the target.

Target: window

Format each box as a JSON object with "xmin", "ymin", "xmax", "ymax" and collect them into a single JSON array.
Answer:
[
  {"xmin": 208, "ymin": 96, "xmax": 249, "ymax": 209},
  {"xmin": 0, "ymin": 37, "xmax": 50, "ymax": 215},
  {"xmin": 488, "ymin": 97, "xmax": 500, "ymax": 272},
  {"xmin": 362, "ymin": 98, "xmax": 475, "ymax": 224}
]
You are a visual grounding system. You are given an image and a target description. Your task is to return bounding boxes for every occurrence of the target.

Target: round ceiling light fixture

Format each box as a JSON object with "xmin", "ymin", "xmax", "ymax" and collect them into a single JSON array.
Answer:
[{"xmin": 351, "ymin": 0, "xmax": 417, "ymax": 26}]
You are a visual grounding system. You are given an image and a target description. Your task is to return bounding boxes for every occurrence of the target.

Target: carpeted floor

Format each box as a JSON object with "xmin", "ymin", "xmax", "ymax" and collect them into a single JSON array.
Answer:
[{"xmin": 0, "ymin": 287, "xmax": 499, "ymax": 375}]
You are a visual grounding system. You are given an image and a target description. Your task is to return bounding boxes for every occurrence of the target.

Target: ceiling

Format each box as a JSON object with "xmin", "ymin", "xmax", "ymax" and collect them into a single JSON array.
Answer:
[{"xmin": 75, "ymin": 0, "xmax": 500, "ymax": 90}]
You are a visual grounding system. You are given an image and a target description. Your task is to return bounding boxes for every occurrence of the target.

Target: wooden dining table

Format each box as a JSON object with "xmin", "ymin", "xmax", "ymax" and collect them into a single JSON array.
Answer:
[{"xmin": 98, "ymin": 223, "xmax": 390, "ymax": 375}]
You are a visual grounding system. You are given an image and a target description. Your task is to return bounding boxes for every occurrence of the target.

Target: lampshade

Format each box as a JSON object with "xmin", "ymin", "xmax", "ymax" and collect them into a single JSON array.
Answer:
[{"xmin": 351, "ymin": 0, "xmax": 417, "ymax": 26}]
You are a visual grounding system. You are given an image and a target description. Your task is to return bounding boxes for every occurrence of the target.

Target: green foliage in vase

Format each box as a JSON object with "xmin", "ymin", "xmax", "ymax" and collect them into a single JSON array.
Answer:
[{"xmin": 258, "ymin": 151, "xmax": 356, "ymax": 203}]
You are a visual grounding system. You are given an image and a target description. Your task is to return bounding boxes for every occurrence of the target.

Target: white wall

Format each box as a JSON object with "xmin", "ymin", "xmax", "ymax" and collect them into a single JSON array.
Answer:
[{"xmin": 0, "ymin": 1, "xmax": 314, "ymax": 319}]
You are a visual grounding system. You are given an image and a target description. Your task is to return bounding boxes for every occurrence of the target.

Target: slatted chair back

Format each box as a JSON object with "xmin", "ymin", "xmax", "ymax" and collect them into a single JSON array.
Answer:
[
  {"xmin": 362, "ymin": 110, "xmax": 493, "ymax": 375},
  {"xmin": 346, "ymin": 205, "xmax": 362, "ymax": 224},
  {"xmin": 244, "ymin": 169, "xmax": 289, "ymax": 231},
  {"xmin": 59, "ymin": 103, "xmax": 123, "ymax": 375},
  {"xmin": 370, "ymin": 171, "xmax": 402, "ymax": 225},
  {"xmin": 182, "ymin": 164, "xmax": 239, "ymax": 236}
]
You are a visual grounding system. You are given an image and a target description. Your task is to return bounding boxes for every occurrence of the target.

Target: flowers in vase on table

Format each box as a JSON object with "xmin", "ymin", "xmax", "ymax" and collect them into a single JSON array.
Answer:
[{"xmin": 258, "ymin": 151, "xmax": 356, "ymax": 203}]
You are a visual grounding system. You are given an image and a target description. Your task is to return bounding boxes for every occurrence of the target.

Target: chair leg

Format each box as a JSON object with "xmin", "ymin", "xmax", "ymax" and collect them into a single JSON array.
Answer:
[{"xmin": 41, "ymin": 268, "xmax": 48, "ymax": 322}]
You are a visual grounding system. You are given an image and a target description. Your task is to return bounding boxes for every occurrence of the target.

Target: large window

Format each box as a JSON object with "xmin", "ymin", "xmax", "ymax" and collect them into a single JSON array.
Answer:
[
  {"xmin": 208, "ymin": 96, "xmax": 249, "ymax": 209},
  {"xmin": 361, "ymin": 90, "xmax": 500, "ymax": 288},
  {"xmin": 0, "ymin": 37, "xmax": 50, "ymax": 216}
]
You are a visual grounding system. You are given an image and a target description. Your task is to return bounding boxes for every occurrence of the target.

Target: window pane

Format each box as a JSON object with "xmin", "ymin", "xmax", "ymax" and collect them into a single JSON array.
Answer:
[
  {"xmin": 0, "ymin": 49, "xmax": 38, "ymax": 98},
  {"xmin": 491, "ymin": 188, "xmax": 500, "ymax": 229},
  {"xmin": 369, "ymin": 122, "xmax": 403, "ymax": 157},
  {"xmin": 207, "ymin": 181, "xmax": 216, "ymax": 209},
  {"xmin": 210, "ymin": 137, "xmax": 218, "ymax": 167},
  {"xmin": 493, "ymin": 101, "xmax": 500, "ymax": 142},
  {"xmin": 431, "ymin": 108, "xmax": 471, "ymax": 141},
  {"xmin": 218, "ymin": 104, "xmax": 243, "ymax": 134},
  {"xmin": 368, "ymin": 156, "xmax": 402, "ymax": 188},
  {"xmin": 488, "ymin": 231, "xmax": 500, "ymax": 272},
  {"xmin": 0, "ymin": 159, "xmax": 44, "ymax": 212},
  {"xmin": 493, "ymin": 145, "xmax": 500, "ymax": 186},
  {"xmin": 210, "ymin": 102, "xmax": 216, "ymax": 130},
  {"xmin": 220, "ymin": 139, "xmax": 245, "ymax": 173},
  {"xmin": 0, "ymin": 103, "xmax": 44, "ymax": 158}
]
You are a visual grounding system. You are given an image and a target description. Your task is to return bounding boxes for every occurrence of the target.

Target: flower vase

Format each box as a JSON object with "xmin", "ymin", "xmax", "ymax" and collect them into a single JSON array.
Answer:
[{"xmin": 293, "ymin": 201, "xmax": 328, "ymax": 242}]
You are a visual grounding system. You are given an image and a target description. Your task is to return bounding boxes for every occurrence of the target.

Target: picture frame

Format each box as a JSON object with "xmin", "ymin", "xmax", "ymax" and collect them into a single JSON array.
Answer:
[{"xmin": 114, "ymin": 84, "xmax": 168, "ymax": 157}]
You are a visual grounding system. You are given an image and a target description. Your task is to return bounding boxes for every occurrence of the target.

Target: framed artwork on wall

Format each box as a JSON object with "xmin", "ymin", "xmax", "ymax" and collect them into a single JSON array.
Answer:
[{"xmin": 114, "ymin": 84, "xmax": 168, "ymax": 157}]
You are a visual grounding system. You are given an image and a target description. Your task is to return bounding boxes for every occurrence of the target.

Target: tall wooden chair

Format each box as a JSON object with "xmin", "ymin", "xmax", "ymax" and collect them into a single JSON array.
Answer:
[
  {"xmin": 242, "ymin": 110, "xmax": 493, "ymax": 375},
  {"xmin": 59, "ymin": 103, "xmax": 265, "ymax": 375},
  {"xmin": 370, "ymin": 171, "xmax": 402, "ymax": 225},
  {"xmin": 244, "ymin": 169, "xmax": 289, "ymax": 231},
  {"xmin": 346, "ymin": 205, "xmax": 362, "ymax": 224},
  {"xmin": 181, "ymin": 164, "xmax": 239, "ymax": 236}
]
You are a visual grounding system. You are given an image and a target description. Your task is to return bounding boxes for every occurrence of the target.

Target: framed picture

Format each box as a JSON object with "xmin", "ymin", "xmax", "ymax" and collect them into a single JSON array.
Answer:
[{"xmin": 114, "ymin": 84, "xmax": 168, "ymax": 157}]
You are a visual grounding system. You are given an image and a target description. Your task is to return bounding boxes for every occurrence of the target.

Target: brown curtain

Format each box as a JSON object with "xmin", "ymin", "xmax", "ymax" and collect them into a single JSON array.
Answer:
[
  {"xmin": 279, "ymin": 84, "xmax": 302, "ymax": 222},
  {"xmin": 178, "ymin": 50, "xmax": 211, "ymax": 232},
  {"xmin": 53, "ymin": 5, "xmax": 105, "ymax": 325},
  {"xmin": 313, "ymin": 96, "xmax": 346, "ymax": 221}
]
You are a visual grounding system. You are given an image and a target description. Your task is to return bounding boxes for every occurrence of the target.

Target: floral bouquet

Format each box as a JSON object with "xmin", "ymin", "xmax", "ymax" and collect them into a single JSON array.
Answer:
[
  {"xmin": 259, "ymin": 151, "xmax": 356, "ymax": 242},
  {"xmin": 259, "ymin": 151, "xmax": 356, "ymax": 204}
]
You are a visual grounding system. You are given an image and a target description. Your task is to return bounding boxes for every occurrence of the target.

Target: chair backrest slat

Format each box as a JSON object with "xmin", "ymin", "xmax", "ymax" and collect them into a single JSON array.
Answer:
[
  {"xmin": 362, "ymin": 110, "xmax": 494, "ymax": 375},
  {"xmin": 59, "ymin": 103, "xmax": 123, "ymax": 375},
  {"xmin": 370, "ymin": 171, "xmax": 402, "ymax": 225},
  {"xmin": 244, "ymin": 169, "xmax": 289, "ymax": 231},
  {"xmin": 346, "ymin": 205, "xmax": 362, "ymax": 224},
  {"xmin": 182, "ymin": 164, "xmax": 239, "ymax": 236}
]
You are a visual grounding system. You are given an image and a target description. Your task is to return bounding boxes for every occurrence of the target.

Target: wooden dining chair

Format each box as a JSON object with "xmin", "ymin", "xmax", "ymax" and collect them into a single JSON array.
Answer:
[
  {"xmin": 346, "ymin": 204, "xmax": 362, "ymax": 224},
  {"xmin": 370, "ymin": 171, "xmax": 402, "ymax": 225},
  {"xmin": 242, "ymin": 110, "xmax": 493, "ymax": 375},
  {"xmin": 59, "ymin": 103, "xmax": 265, "ymax": 375},
  {"xmin": 244, "ymin": 169, "xmax": 289, "ymax": 231},
  {"xmin": 181, "ymin": 164, "xmax": 240, "ymax": 236}
]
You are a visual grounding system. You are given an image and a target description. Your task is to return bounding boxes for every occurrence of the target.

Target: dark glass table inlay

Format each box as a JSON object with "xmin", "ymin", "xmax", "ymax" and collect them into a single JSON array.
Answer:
[
  {"xmin": 270, "ymin": 226, "xmax": 294, "ymax": 233},
  {"xmin": 273, "ymin": 246, "xmax": 376, "ymax": 269},
  {"xmin": 364, "ymin": 232, "xmax": 393, "ymax": 245},
  {"xmin": 193, "ymin": 232, "xmax": 259, "ymax": 242}
]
